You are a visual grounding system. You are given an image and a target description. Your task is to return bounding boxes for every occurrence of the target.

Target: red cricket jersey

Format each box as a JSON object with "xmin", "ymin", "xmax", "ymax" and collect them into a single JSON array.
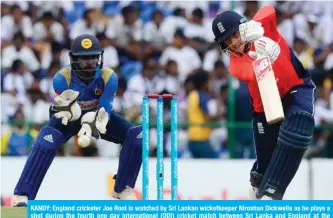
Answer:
[{"xmin": 229, "ymin": 5, "xmax": 306, "ymax": 113}]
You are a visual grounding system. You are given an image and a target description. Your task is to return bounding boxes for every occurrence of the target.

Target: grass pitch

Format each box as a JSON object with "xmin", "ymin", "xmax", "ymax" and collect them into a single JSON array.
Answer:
[{"xmin": 1, "ymin": 207, "xmax": 27, "ymax": 218}]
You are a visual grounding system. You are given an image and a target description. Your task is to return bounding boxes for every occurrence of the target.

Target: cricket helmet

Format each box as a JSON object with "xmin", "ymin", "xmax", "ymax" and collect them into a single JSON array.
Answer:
[
  {"xmin": 70, "ymin": 34, "xmax": 104, "ymax": 81},
  {"xmin": 212, "ymin": 11, "xmax": 247, "ymax": 49}
]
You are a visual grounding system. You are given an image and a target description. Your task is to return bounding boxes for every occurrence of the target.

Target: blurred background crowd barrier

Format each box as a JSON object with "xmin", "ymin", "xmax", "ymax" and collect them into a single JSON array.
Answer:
[{"xmin": 1, "ymin": 1, "xmax": 333, "ymax": 159}]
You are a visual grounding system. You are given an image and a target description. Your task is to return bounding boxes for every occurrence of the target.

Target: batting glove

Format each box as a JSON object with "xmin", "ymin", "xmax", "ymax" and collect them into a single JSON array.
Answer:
[
  {"xmin": 239, "ymin": 20, "xmax": 264, "ymax": 42},
  {"xmin": 248, "ymin": 37, "xmax": 281, "ymax": 63}
]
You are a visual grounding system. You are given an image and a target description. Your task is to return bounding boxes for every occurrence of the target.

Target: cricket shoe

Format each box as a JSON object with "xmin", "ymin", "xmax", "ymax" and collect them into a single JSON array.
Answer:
[
  {"xmin": 249, "ymin": 187, "xmax": 261, "ymax": 200},
  {"xmin": 261, "ymin": 195, "xmax": 273, "ymax": 200},
  {"xmin": 12, "ymin": 195, "xmax": 28, "ymax": 207},
  {"xmin": 112, "ymin": 187, "xmax": 137, "ymax": 200}
]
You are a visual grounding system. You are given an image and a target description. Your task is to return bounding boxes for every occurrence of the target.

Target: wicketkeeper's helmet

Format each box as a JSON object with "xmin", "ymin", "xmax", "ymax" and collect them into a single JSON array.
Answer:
[{"xmin": 70, "ymin": 34, "xmax": 104, "ymax": 80}]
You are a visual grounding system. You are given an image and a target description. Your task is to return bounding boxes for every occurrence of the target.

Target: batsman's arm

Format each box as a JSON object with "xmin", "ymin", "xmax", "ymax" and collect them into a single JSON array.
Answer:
[{"xmin": 99, "ymin": 71, "xmax": 118, "ymax": 116}]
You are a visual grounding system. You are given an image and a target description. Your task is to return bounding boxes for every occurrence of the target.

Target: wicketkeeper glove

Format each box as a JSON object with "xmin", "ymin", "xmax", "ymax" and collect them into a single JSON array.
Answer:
[
  {"xmin": 248, "ymin": 36, "xmax": 281, "ymax": 63},
  {"xmin": 77, "ymin": 107, "xmax": 109, "ymax": 143},
  {"xmin": 51, "ymin": 89, "xmax": 82, "ymax": 125}
]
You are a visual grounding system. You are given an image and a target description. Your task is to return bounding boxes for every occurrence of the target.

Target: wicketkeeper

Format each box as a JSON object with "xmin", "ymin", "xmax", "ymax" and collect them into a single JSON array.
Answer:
[{"xmin": 13, "ymin": 34, "xmax": 142, "ymax": 206}]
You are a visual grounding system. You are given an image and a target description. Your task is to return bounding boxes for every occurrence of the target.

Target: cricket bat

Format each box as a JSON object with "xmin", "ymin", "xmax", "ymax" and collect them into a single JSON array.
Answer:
[{"xmin": 252, "ymin": 56, "xmax": 285, "ymax": 124}]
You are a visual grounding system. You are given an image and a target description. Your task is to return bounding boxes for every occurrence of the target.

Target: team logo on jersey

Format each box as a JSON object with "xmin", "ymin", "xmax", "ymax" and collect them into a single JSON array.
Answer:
[
  {"xmin": 95, "ymin": 88, "xmax": 102, "ymax": 95},
  {"xmin": 81, "ymin": 38, "xmax": 93, "ymax": 49}
]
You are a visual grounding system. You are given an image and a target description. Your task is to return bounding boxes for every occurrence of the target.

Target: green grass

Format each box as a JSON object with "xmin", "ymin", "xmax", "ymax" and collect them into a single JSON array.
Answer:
[{"xmin": 1, "ymin": 207, "xmax": 27, "ymax": 218}]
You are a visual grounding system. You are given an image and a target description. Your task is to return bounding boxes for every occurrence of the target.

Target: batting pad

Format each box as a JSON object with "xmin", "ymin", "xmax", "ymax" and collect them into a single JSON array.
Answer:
[
  {"xmin": 114, "ymin": 126, "xmax": 142, "ymax": 193},
  {"xmin": 257, "ymin": 112, "xmax": 314, "ymax": 199},
  {"xmin": 14, "ymin": 126, "xmax": 64, "ymax": 200}
]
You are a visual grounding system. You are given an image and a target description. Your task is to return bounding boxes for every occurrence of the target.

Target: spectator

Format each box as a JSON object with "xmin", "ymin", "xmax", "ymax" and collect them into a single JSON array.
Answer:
[
  {"xmin": 293, "ymin": 13, "xmax": 333, "ymax": 49},
  {"xmin": 96, "ymin": 32, "xmax": 119, "ymax": 70},
  {"xmin": 70, "ymin": 8, "xmax": 104, "ymax": 40},
  {"xmin": 106, "ymin": 5, "xmax": 143, "ymax": 48},
  {"xmin": 276, "ymin": 7, "xmax": 295, "ymax": 47},
  {"xmin": 23, "ymin": 84, "xmax": 51, "ymax": 128},
  {"xmin": 208, "ymin": 60, "xmax": 228, "ymax": 97},
  {"xmin": 203, "ymin": 45, "xmax": 230, "ymax": 72},
  {"xmin": 160, "ymin": 7, "xmax": 187, "ymax": 44},
  {"xmin": 1, "ymin": 4, "xmax": 33, "ymax": 43},
  {"xmin": 33, "ymin": 11, "xmax": 65, "ymax": 43},
  {"xmin": 159, "ymin": 29, "xmax": 202, "ymax": 82},
  {"xmin": 184, "ymin": 8, "xmax": 214, "ymax": 54},
  {"xmin": 40, "ymin": 60, "xmax": 61, "ymax": 102},
  {"xmin": 187, "ymin": 70, "xmax": 220, "ymax": 158},
  {"xmin": 143, "ymin": 10, "xmax": 167, "ymax": 58},
  {"xmin": 144, "ymin": 10, "xmax": 166, "ymax": 48},
  {"xmin": 2, "ymin": 32, "xmax": 40, "ymax": 73},
  {"xmin": 154, "ymin": 60, "xmax": 181, "ymax": 95},
  {"xmin": 1, "ymin": 108, "xmax": 35, "ymax": 156},
  {"xmin": 3, "ymin": 59, "xmax": 34, "ymax": 104},
  {"xmin": 293, "ymin": 37, "xmax": 315, "ymax": 71},
  {"xmin": 124, "ymin": 58, "xmax": 158, "ymax": 121}
]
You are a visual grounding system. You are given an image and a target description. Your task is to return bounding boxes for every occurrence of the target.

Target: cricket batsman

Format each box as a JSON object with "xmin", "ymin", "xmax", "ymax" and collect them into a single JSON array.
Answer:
[
  {"xmin": 212, "ymin": 6, "xmax": 316, "ymax": 199},
  {"xmin": 13, "ymin": 34, "xmax": 142, "ymax": 206}
]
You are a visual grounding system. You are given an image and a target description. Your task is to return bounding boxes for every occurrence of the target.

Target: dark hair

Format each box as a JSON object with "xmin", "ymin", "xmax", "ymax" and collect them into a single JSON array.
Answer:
[
  {"xmin": 83, "ymin": 9, "xmax": 95, "ymax": 19},
  {"xmin": 118, "ymin": 77, "xmax": 127, "ymax": 90},
  {"xmin": 121, "ymin": 5, "xmax": 135, "ymax": 16},
  {"xmin": 153, "ymin": 9, "xmax": 163, "ymax": 18},
  {"xmin": 192, "ymin": 70, "xmax": 209, "ymax": 90},
  {"xmin": 96, "ymin": 32, "xmax": 107, "ymax": 40},
  {"xmin": 173, "ymin": 8, "xmax": 184, "ymax": 17},
  {"xmin": 13, "ymin": 31, "xmax": 25, "ymax": 41},
  {"xmin": 48, "ymin": 60, "xmax": 61, "ymax": 71},
  {"xmin": 51, "ymin": 41, "xmax": 63, "ymax": 53},
  {"xmin": 42, "ymin": 11, "xmax": 54, "ymax": 20},
  {"xmin": 192, "ymin": 8, "xmax": 204, "ymax": 19},
  {"xmin": 167, "ymin": 60, "xmax": 177, "ymax": 66},
  {"xmin": 11, "ymin": 59, "xmax": 24, "ymax": 72},
  {"xmin": 174, "ymin": 28, "xmax": 185, "ymax": 38},
  {"xmin": 11, "ymin": 4, "xmax": 21, "ymax": 12},
  {"xmin": 214, "ymin": 60, "xmax": 225, "ymax": 69}
]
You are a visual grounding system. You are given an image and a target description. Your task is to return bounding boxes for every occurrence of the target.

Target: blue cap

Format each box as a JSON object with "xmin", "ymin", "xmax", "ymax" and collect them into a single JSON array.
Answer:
[
  {"xmin": 212, "ymin": 11, "xmax": 247, "ymax": 44},
  {"xmin": 71, "ymin": 34, "xmax": 103, "ymax": 56}
]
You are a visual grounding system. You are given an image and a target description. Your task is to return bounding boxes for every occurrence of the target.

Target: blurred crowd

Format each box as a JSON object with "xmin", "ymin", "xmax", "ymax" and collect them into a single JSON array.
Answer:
[{"xmin": 1, "ymin": 1, "xmax": 333, "ymax": 158}]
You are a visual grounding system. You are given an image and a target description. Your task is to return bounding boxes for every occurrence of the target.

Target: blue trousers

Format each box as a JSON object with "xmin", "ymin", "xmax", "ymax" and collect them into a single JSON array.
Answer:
[{"xmin": 251, "ymin": 79, "xmax": 316, "ymax": 178}]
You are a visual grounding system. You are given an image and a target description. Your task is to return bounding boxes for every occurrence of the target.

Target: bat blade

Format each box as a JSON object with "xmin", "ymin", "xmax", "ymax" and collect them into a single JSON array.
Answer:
[{"xmin": 253, "ymin": 56, "xmax": 285, "ymax": 124}]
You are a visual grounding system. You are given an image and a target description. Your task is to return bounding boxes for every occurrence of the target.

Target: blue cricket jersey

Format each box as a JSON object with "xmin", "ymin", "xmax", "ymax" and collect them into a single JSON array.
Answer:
[{"xmin": 52, "ymin": 65, "xmax": 118, "ymax": 116}]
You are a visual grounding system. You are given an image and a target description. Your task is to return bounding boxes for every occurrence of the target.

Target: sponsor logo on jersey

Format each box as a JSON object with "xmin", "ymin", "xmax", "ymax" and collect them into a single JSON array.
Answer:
[{"xmin": 78, "ymin": 100, "xmax": 99, "ymax": 110}]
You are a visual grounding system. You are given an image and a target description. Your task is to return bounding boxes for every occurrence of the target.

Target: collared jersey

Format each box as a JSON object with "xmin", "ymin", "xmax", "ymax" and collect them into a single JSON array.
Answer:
[
  {"xmin": 52, "ymin": 65, "xmax": 118, "ymax": 116},
  {"xmin": 229, "ymin": 6, "xmax": 308, "ymax": 113}
]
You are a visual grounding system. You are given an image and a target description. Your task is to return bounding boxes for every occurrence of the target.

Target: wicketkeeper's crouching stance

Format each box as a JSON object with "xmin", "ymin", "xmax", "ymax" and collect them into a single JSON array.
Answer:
[
  {"xmin": 13, "ymin": 34, "xmax": 142, "ymax": 206},
  {"xmin": 212, "ymin": 6, "xmax": 316, "ymax": 199}
]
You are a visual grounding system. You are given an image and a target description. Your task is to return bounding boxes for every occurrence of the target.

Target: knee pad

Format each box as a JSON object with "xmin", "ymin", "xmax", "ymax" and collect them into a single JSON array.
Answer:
[
  {"xmin": 114, "ymin": 125, "xmax": 142, "ymax": 193},
  {"xmin": 14, "ymin": 126, "xmax": 64, "ymax": 199},
  {"xmin": 279, "ymin": 111, "xmax": 314, "ymax": 149},
  {"xmin": 257, "ymin": 112, "xmax": 314, "ymax": 199}
]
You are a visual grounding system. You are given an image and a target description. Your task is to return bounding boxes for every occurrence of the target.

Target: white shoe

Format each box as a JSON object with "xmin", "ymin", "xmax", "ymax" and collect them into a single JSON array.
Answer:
[
  {"xmin": 249, "ymin": 187, "xmax": 261, "ymax": 200},
  {"xmin": 12, "ymin": 195, "xmax": 28, "ymax": 207},
  {"xmin": 112, "ymin": 187, "xmax": 137, "ymax": 200},
  {"xmin": 261, "ymin": 195, "xmax": 273, "ymax": 200}
]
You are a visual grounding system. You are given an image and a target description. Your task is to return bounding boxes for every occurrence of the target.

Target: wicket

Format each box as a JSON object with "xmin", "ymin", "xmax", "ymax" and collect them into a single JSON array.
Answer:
[{"xmin": 142, "ymin": 94, "xmax": 178, "ymax": 200}]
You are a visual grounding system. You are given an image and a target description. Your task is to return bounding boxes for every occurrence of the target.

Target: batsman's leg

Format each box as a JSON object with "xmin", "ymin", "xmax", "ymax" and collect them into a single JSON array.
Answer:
[
  {"xmin": 249, "ymin": 112, "xmax": 280, "ymax": 199},
  {"xmin": 101, "ymin": 112, "xmax": 142, "ymax": 200},
  {"xmin": 13, "ymin": 116, "xmax": 79, "ymax": 206},
  {"xmin": 256, "ymin": 111, "xmax": 314, "ymax": 199}
]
